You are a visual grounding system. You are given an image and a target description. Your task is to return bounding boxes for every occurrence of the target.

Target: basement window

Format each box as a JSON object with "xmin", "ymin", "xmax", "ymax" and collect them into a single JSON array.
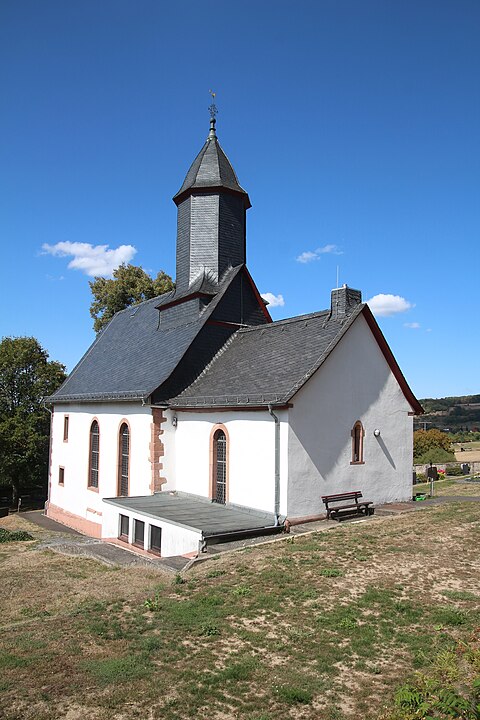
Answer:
[
  {"xmin": 133, "ymin": 519, "xmax": 145, "ymax": 548},
  {"xmin": 149, "ymin": 525, "xmax": 162, "ymax": 555},
  {"xmin": 119, "ymin": 514, "xmax": 129, "ymax": 540}
]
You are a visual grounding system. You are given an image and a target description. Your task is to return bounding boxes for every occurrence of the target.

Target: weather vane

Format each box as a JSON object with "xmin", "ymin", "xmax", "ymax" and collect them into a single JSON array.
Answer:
[{"xmin": 208, "ymin": 89, "xmax": 218, "ymax": 120}]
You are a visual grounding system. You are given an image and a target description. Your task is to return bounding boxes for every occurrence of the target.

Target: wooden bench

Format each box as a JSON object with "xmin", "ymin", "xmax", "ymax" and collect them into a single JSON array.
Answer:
[{"xmin": 321, "ymin": 491, "xmax": 374, "ymax": 521}]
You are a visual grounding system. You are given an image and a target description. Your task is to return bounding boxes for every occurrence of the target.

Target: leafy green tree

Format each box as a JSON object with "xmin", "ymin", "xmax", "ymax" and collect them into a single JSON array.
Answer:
[
  {"xmin": 413, "ymin": 429, "xmax": 456, "ymax": 464},
  {"xmin": 89, "ymin": 264, "xmax": 174, "ymax": 332},
  {"xmin": 0, "ymin": 337, "xmax": 66, "ymax": 506}
]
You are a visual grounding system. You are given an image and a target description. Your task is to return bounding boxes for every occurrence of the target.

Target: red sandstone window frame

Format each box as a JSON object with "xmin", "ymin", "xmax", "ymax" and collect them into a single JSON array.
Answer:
[
  {"xmin": 117, "ymin": 420, "xmax": 131, "ymax": 497},
  {"xmin": 63, "ymin": 415, "xmax": 69, "ymax": 442},
  {"xmin": 209, "ymin": 424, "xmax": 229, "ymax": 504},
  {"xmin": 88, "ymin": 419, "xmax": 100, "ymax": 491},
  {"xmin": 351, "ymin": 421, "xmax": 365, "ymax": 465},
  {"xmin": 59, "ymin": 466, "xmax": 65, "ymax": 485}
]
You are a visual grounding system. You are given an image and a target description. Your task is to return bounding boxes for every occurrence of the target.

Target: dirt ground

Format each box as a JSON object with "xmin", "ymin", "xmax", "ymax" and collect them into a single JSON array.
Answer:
[{"xmin": 1, "ymin": 493, "xmax": 480, "ymax": 720}]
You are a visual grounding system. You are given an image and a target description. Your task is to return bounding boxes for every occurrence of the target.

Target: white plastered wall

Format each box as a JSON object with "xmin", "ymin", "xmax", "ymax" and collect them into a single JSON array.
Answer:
[
  {"xmin": 287, "ymin": 314, "xmax": 414, "ymax": 517},
  {"xmin": 49, "ymin": 402, "xmax": 153, "ymax": 525},
  {"xmin": 102, "ymin": 504, "xmax": 201, "ymax": 557},
  {"xmin": 172, "ymin": 409, "xmax": 288, "ymax": 516}
]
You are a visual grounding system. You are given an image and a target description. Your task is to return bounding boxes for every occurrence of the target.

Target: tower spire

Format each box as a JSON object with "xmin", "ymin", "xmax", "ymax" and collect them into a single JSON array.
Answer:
[{"xmin": 208, "ymin": 90, "xmax": 217, "ymax": 139}]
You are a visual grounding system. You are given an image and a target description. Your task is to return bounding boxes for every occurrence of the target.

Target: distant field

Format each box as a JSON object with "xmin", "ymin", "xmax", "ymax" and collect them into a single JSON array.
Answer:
[
  {"xmin": 453, "ymin": 441, "xmax": 480, "ymax": 462},
  {"xmin": 1, "ymin": 495, "xmax": 480, "ymax": 720}
]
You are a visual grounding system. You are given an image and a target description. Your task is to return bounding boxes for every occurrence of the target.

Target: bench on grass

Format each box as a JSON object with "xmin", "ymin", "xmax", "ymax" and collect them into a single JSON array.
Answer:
[{"xmin": 321, "ymin": 491, "xmax": 374, "ymax": 521}]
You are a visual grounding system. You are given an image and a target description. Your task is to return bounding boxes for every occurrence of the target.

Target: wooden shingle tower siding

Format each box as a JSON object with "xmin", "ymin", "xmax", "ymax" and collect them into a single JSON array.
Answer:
[{"xmin": 173, "ymin": 115, "xmax": 251, "ymax": 293}]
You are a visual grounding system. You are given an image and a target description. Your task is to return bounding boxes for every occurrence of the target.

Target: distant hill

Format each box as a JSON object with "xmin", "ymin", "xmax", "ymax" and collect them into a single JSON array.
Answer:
[{"xmin": 418, "ymin": 394, "xmax": 480, "ymax": 432}]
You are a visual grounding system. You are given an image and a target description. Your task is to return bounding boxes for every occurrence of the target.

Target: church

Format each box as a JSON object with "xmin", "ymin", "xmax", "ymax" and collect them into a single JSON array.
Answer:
[{"xmin": 46, "ymin": 112, "xmax": 422, "ymax": 558}]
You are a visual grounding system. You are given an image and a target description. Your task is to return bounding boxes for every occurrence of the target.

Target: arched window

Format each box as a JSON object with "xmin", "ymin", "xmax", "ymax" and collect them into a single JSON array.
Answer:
[
  {"xmin": 88, "ymin": 420, "xmax": 100, "ymax": 488},
  {"xmin": 212, "ymin": 428, "xmax": 227, "ymax": 504},
  {"xmin": 351, "ymin": 421, "xmax": 365, "ymax": 464},
  {"xmin": 118, "ymin": 423, "xmax": 130, "ymax": 496}
]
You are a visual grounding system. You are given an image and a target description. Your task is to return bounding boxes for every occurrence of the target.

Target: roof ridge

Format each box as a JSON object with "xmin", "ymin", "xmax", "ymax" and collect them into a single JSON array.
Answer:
[
  {"xmin": 238, "ymin": 308, "xmax": 330, "ymax": 333},
  {"xmin": 116, "ymin": 290, "xmax": 176, "ymax": 315},
  {"xmin": 284, "ymin": 304, "xmax": 364, "ymax": 400},
  {"xmin": 144, "ymin": 264, "xmax": 245, "ymax": 396},
  {"xmin": 176, "ymin": 329, "xmax": 241, "ymax": 396}
]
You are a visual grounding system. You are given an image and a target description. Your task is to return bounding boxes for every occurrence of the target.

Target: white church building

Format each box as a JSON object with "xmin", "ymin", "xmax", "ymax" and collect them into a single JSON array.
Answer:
[{"xmin": 46, "ymin": 113, "xmax": 422, "ymax": 558}]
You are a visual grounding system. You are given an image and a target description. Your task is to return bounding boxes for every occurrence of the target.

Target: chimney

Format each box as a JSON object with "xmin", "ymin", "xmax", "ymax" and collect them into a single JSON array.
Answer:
[{"xmin": 330, "ymin": 284, "xmax": 362, "ymax": 320}]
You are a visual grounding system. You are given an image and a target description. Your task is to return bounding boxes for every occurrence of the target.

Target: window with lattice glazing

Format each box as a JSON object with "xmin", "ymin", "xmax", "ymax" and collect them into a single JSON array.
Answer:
[
  {"xmin": 118, "ymin": 423, "xmax": 129, "ymax": 496},
  {"xmin": 213, "ymin": 429, "xmax": 227, "ymax": 504},
  {"xmin": 88, "ymin": 420, "xmax": 100, "ymax": 488}
]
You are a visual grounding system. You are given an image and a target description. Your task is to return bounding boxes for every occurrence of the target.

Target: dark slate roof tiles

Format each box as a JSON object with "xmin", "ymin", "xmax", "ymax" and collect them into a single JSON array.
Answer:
[
  {"xmin": 173, "ymin": 136, "xmax": 250, "ymax": 206},
  {"xmin": 170, "ymin": 305, "xmax": 364, "ymax": 407},
  {"xmin": 47, "ymin": 266, "xmax": 243, "ymax": 403}
]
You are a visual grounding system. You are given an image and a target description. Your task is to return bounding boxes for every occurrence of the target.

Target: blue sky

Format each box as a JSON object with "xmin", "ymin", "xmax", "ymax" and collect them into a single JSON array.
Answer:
[{"xmin": 1, "ymin": 0, "xmax": 479, "ymax": 399}]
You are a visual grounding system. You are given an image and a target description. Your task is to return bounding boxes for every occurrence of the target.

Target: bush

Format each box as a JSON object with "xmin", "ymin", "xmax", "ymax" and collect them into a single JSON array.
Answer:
[
  {"xmin": 0, "ymin": 528, "xmax": 33, "ymax": 543},
  {"xmin": 445, "ymin": 465, "xmax": 465, "ymax": 477},
  {"xmin": 414, "ymin": 448, "xmax": 456, "ymax": 464}
]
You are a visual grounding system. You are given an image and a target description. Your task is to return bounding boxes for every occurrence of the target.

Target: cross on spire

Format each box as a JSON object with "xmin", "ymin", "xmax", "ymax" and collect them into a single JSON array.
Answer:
[{"xmin": 208, "ymin": 90, "xmax": 217, "ymax": 138}]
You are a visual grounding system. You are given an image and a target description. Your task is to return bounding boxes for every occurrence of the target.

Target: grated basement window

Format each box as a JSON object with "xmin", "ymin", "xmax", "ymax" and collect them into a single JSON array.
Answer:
[
  {"xmin": 150, "ymin": 525, "xmax": 162, "ymax": 554},
  {"xmin": 119, "ymin": 514, "xmax": 129, "ymax": 540},
  {"xmin": 134, "ymin": 519, "xmax": 145, "ymax": 547}
]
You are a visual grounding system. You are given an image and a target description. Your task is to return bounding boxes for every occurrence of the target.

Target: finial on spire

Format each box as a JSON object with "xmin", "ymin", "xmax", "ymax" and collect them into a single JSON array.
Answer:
[{"xmin": 208, "ymin": 89, "xmax": 218, "ymax": 139}]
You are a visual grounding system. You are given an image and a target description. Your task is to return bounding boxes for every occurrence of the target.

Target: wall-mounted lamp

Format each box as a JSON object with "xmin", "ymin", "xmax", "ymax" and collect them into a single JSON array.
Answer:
[
  {"xmin": 373, "ymin": 428, "xmax": 381, "ymax": 437},
  {"xmin": 172, "ymin": 416, "xmax": 178, "ymax": 428}
]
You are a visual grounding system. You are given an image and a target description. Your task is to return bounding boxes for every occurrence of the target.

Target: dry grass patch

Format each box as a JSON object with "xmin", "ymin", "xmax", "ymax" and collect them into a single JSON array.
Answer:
[{"xmin": 1, "ymin": 503, "xmax": 480, "ymax": 719}]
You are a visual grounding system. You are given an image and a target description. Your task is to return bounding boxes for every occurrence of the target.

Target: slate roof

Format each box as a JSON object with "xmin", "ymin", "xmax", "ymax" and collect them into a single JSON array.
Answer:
[
  {"xmin": 155, "ymin": 268, "xmax": 219, "ymax": 311},
  {"xmin": 173, "ymin": 124, "xmax": 251, "ymax": 208},
  {"xmin": 47, "ymin": 265, "xmax": 244, "ymax": 403},
  {"xmin": 170, "ymin": 305, "xmax": 364, "ymax": 407}
]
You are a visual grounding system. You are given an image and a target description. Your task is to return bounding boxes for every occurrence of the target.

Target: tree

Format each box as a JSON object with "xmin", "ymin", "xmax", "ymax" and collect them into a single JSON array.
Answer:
[
  {"xmin": 0, "ymin": 337, "xmax": 66, "ymax": 506},
  {"xmin": 89, "ymin": 264, "xmax": 174, "ymax": 332},
  {"xmin": 413, "ymin": 429, "xmax": 456, "ymax": 464}
]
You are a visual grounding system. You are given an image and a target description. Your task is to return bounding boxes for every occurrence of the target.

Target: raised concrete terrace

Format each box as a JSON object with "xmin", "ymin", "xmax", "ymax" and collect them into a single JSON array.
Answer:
[{"xmin": 103, "ymin": 492, "xmax": 281, "ymax": 540}]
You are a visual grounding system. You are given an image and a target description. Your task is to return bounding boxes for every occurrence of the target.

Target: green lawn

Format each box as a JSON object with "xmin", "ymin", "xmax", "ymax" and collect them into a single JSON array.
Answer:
[{"xmin": 1, "ymin": 503, "xmax": 479, "ymax": 720}]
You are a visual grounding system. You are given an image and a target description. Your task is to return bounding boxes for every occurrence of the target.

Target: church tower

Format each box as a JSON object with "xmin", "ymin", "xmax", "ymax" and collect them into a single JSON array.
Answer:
[{"xmin": 173, "ymin": 108, "xmax": 251, "ymax": 293}]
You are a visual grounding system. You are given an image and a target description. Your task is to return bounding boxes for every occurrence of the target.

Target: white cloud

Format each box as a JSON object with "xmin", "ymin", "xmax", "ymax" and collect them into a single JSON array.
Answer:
[
  {"xmin": 367, "ymin": 293, "xmax": 414, "ymax": 317},
  {"xmin": 42, "ymin": 241, "xmax": 137, "ymax": 277},
  {"xmin": 261, "ymin": 292, "xmax": 285, "ymax": 308},
  {"xmin": 404, "ymin": 322, "xmax": 420, "ymax": 329},
  {"xmin": 317, "ymin": 244, "xmax": 343, "ymax": 255},
  {"xmin": 296, "ymin": 251, "xmax": 319, "ymax": 264},
  {"xmin": 296, "ymin": 244, "xmax": 343, "ymax": 263}
]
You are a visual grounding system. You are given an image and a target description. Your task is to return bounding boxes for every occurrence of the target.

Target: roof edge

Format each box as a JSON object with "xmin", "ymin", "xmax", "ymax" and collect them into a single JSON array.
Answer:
[
  {"xmin": 361, "ymin": 305, "xmax": 424, "ymax": 415},
  {"xmin": 285, "ymin": 304, "xmax": 365, "ymax": 401}
]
